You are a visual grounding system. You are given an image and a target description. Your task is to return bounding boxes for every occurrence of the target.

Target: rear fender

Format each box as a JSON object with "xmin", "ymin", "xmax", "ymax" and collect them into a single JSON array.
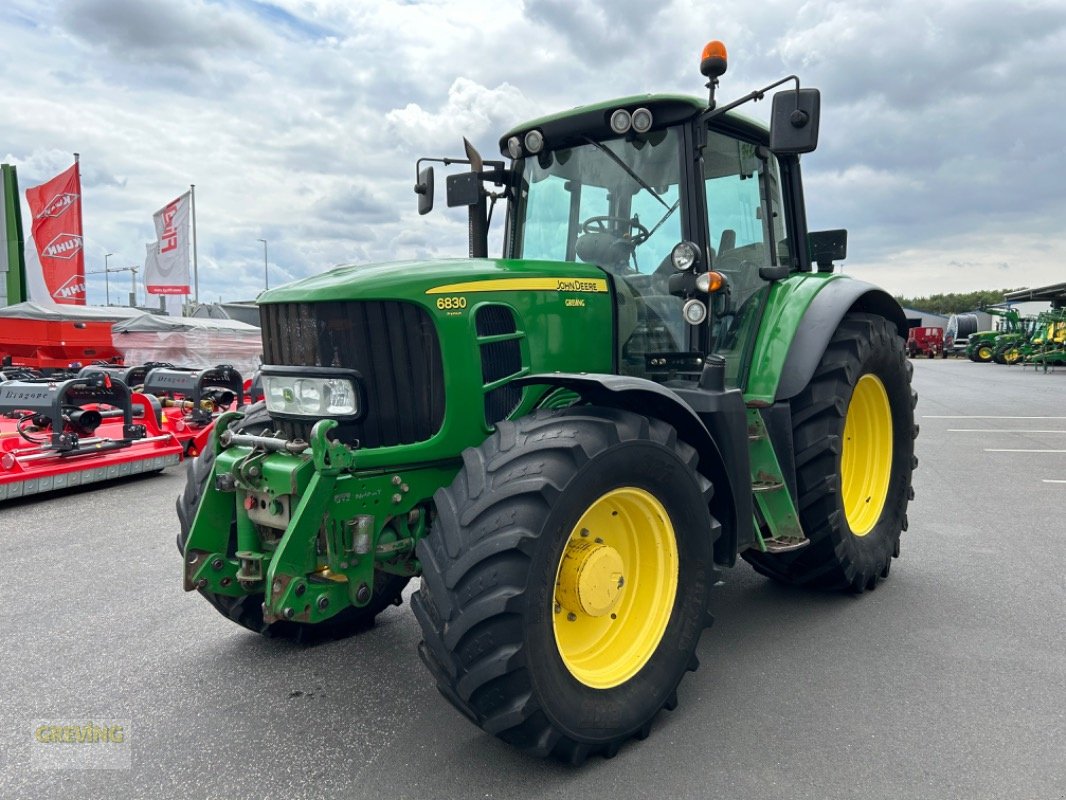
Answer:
[
  {"xmin": 747, "ymin": 275, "xmax": 907, "ymax": 403},
  {"xmin": 514, "ymin": 373, "xmax": 752, "ymax": 566}
]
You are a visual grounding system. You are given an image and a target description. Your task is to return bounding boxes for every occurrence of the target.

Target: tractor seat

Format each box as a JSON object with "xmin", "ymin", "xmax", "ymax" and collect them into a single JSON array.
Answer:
[{"xmin": 576, "ymin": 232, "xmax": 634, "ymax": 273}]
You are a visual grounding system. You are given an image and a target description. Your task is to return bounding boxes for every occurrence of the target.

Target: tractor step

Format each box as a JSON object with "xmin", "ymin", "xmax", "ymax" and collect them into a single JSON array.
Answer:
[
  {"xmin": 746, "ymin": 408, "xmax": 809, "ymax": 553},
  {"xmin": 751, "ymin": 479, "xmax": 784, "ymax": 493},
  {"xmin": 761, "ymin": 536, "xmax": 810, "ymax": 553}
]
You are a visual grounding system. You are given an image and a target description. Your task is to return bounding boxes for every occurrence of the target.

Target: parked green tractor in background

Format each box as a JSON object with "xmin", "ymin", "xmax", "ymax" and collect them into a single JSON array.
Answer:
[
  {"xmin": 993, "ymin": 315, "xmax": 1038, "ymax": 364},
  {"xmin": 1021, "ymin": 309, "xmax": 1066, "ymax": 369},
  {"xmin": 967, "ymin": 307, "xmax": 1023, "ymax": 362},
  {"xmin": 178, "ymin": 40, "xmax": 917, "ymax": 763}
]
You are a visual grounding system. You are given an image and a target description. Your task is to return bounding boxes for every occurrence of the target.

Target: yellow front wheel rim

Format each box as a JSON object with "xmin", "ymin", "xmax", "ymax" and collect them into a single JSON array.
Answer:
[
  {"xmin": 552, "ymin": 487, "xmax": 679, "ymax": 689},
  {"xmin": 840, "ymin": 374, "xmax": 893, "ymax": 537}
]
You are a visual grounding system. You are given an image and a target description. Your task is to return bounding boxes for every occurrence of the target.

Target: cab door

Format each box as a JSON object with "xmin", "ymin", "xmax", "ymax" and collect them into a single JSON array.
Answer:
[{"xmin": 700, "ymin": 130, "xmax": 791, "ymax": 388}]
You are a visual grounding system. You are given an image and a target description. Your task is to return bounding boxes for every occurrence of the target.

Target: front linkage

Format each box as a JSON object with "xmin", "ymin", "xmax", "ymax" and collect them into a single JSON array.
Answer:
[{"xmin": 182, "ymin": 411, "xmax": 455, "ymax": 625}]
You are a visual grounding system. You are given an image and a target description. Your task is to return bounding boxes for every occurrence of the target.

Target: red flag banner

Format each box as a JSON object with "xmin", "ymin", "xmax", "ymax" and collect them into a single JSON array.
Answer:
[{"xmin": 25, "ymin": 163, "xmax": 86, "ymax": 305}]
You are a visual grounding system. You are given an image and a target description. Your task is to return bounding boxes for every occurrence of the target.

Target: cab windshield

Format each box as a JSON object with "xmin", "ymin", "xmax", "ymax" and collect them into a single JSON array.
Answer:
[{"xmin": 512, "ymin": 127, "xmax": 688, "ymax": 372}]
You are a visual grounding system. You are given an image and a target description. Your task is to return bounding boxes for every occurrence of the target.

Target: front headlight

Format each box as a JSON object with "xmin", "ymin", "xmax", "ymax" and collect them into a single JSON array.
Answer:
[{"xmin": 262, "ymin": 368, "xmax": 361, "ymax": 420}]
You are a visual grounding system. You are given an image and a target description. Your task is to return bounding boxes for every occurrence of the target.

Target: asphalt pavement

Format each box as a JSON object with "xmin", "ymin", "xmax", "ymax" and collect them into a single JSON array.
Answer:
[{"xmin": 1, "ymin": 358, "xmax": 1063, "ymax": 799}]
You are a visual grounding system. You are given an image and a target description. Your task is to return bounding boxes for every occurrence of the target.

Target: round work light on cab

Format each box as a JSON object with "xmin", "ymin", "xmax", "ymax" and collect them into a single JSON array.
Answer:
[
  {"xmin": 631, "ymin": 107, "xmax": 653, "ymax": 133},
  {"xmin": 671, "ymin": 241, "xmax": 701, "ymax": 272},
  {"xmin": 682, "ymin": 298, "xmax": 708, "ymax": 326},
  {"xmin": 610, "ymin": 108, "xmax": 632, "ymax": 135},
  {"xmin": 524, "ymin": 129, "xmax": 544, "ymax": 154}
]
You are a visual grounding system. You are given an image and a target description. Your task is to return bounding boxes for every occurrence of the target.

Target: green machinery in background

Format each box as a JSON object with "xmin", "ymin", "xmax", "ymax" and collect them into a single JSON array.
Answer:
[
  {"xmin": 1014, "ymin": 309, "xmax": 1066, "ymax": 369},
  {"xmin": 178, "ymin": 40, "xmax": 917, "ymax": 763},
  {"xmin": 992, "ymin": 315, "xmax": 1039, "ymax": 364},
  {"xmin": 966, "ymin": 307, "xmax": 1025, "ymax": 363}
]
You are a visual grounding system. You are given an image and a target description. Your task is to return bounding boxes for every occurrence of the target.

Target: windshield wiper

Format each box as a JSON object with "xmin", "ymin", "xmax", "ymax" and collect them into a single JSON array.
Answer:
[{"xmin": 582, "ymin": 137, "xmax": 669, "ymax": 210}]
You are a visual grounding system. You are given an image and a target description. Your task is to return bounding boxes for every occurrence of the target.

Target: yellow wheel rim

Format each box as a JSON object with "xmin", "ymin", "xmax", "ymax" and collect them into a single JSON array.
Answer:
[
  {"xmin": 840, "ymin": 374, "xmax": 893, "ymax": 537},
  {"xmin": 552, "ymin": 487, "xmax": 678, "ymax": 689}
]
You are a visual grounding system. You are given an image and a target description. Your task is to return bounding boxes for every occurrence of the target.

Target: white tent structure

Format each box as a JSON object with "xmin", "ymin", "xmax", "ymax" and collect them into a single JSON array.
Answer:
[{"xmin": 111, "ymin": 314, "xmax": 262, "ymax": 376}]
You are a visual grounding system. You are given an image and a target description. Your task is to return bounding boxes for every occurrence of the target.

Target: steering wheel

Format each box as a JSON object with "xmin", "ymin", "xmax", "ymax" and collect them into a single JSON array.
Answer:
[{"xmin": 581, "ymin": 216, "xmax": 652, "ymax": 246}]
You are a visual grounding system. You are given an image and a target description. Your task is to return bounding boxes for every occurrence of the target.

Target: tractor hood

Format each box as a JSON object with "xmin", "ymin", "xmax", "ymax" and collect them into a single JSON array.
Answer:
[{"xmin": 258, "ymin": 258, "xmax": 611, "ymax": 305}]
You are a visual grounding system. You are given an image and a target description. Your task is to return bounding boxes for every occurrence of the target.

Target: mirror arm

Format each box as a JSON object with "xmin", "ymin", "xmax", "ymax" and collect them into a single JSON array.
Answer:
[{"xmin": 702, "ymin": 75, "xmax": 800, "ymax": 123}]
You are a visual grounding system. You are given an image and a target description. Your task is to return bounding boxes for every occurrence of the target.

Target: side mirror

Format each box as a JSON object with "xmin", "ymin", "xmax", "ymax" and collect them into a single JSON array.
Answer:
[
  {"xmin": 808, "ymin": 228, "xmax": 847, "ymax": 272},
  {"xmin": 415, "ymin": 166, "xmax": 434, "ymax": 216},
  {"xmin": 770, "ymin": 88, "xmax": 821, "ymax": 154}
]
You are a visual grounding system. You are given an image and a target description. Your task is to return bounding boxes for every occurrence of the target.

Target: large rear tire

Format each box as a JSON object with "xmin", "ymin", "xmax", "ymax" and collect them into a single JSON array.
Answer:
[
  {"xmin": 176, "ymin": 402, "xmax": 409, "ymax": 641},
  {"xmin": 743, "ymin": 313, "xmax": 916, "ymax": 591},
  {"xmin": 412, "ymin": 407, "xmax": 716, "ymax": 763}
]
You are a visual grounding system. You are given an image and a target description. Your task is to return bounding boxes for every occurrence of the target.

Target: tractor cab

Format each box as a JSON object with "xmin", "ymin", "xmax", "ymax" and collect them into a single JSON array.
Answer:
[{"xmin": 417, "ymin": 41, "xmax": 830, "ymax": 391}]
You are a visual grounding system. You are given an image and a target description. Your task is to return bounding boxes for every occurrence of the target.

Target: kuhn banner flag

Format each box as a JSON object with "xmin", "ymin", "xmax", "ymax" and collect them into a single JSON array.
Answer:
[
  {"xmin": 25, "ymin": 163, "xmax": 86, "ymax": 305},
  {"xmin": 146, "ymin": 191, "xmax": 191, "ymax": 295}
]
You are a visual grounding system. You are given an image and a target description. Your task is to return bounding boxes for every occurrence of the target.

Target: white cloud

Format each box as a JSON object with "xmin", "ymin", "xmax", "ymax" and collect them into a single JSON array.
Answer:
[{"xmin": 1, "ymin": 0, "xmax": 1064, "ymax": 307}]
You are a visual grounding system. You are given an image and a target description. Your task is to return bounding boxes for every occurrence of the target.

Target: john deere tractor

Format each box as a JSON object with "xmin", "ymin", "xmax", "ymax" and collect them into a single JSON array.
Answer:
[
  {"xmin": 178, "ymin": 41, "xmax": 917, "ymax": 764},
  {"xmin": 966, "ymin": 307, "xmax": 1023, "ymax": 363}
]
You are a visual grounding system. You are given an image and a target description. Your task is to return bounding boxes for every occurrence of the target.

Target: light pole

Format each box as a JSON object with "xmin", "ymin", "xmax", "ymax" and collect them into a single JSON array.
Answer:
[
  {"xmin": 257, "ymin": 238, "xmax": 268, "ymax": 290},
  {"xmin": 104, "ymin": 253, "xmax": 114, "ymax": 305}
]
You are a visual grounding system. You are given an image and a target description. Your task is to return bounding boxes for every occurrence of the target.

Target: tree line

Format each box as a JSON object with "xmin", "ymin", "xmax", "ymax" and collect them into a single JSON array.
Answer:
[{"xmin": 893, "ymin": 288, "xmax": 1026, "ymax": 315}]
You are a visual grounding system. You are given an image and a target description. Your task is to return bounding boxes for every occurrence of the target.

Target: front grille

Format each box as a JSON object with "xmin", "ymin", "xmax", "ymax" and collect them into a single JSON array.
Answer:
[{"xmin": 260, "ymin": 300, "xmax": 445, "ymax": 447}]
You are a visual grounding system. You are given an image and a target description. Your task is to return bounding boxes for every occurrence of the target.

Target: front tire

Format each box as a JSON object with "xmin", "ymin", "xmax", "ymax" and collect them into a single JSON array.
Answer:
[
  {"xmin": 412, "ymin": 407, "xmax": 716, "ymax": 763},
  {"xmin": 744, "ymin": 312, "xmax": 916, "ymax": 591}
]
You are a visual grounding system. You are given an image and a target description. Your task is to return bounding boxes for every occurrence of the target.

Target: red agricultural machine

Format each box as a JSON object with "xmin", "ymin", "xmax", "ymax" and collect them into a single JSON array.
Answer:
[
  {"xmin": 0, "ymin": 370, "xmax": 182, "ymax": 501},
  {"xmin": 0, "ymin": 363, "xmax": 248, "ymax": 502},
  {"xmin": 906, "ymin": 325, "xmax": 944, "ymax": 358}
]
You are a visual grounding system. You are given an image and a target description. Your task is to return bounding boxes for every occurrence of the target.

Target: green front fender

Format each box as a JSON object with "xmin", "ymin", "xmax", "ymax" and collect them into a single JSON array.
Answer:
[{"xmin": 744, "ymin": 273, "xmax": 907, "ymax": 405}]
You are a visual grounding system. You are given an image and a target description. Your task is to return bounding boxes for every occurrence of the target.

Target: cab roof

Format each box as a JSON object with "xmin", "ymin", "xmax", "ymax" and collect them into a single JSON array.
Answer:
[{"xmin": 498, "ymin": 93, "xmax": 769, "ymax": 157}]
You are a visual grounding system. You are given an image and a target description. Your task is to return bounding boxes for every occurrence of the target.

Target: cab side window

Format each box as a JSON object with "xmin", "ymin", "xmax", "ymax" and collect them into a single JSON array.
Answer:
[
  {"xmin": 703, "ymin": 132, "xmax": 790, "ymax": 388},
  {"xmin": 703, "ymin": 135, "xmax": 788, "ymax": 312}
]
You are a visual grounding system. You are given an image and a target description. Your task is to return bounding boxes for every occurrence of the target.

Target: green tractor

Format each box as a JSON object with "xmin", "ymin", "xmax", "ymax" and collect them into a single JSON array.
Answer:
[
  {"xmin": 993, "ymin": 315, "xmax": 1038, "ymax": 364},
  {"xmin": 1022, "ymin": 309, "xmax": 1066, "ymax": 369},
  {"xmin": 966, "ymin": 307, "xmax": 1022, "ymax": 362},
  {"xmin": 178, "ymin": 40, "xmax": 917, "ymax": 763}
]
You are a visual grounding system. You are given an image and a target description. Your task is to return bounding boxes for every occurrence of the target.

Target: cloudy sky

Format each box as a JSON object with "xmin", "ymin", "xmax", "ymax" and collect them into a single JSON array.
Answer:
[{"xmin": 2, "ymin": 0, "xmax": 1064, "ymax": 306}]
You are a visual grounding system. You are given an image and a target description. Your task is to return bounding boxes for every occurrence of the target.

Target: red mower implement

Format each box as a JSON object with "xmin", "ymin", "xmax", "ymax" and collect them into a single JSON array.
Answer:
[{"xmin": 0, "ymin": 371, "xmax": 183, "ymax": 502}]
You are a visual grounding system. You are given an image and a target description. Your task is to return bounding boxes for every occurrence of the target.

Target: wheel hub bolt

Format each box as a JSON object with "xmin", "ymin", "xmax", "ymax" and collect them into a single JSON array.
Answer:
[
  {"xmin": 355, "ymin": 583, "xmax": 371, "ymax": 604},
  {"xmin": 317, "ymin": 596, "xmax": 330, "ymax": 611},
  {"xmin": 282, "ymin": 607, "xmax": 295, "ymax": 620},
  {"xmin": 211, "ymin": 558, "xmax": 224, "ymax": 571}
]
